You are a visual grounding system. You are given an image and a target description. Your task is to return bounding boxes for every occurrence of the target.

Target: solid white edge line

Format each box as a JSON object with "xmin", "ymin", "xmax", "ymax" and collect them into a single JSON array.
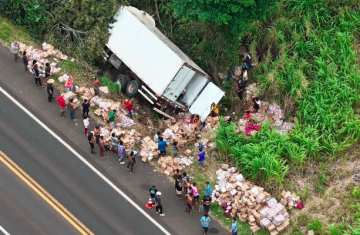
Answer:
[
  {"xmin": 0, "ymin": 226, "xmax": 10, "ymax": 235},
  {"xmin": 0, "ymin": 87, "xmax": 171, "ymax": 235}
]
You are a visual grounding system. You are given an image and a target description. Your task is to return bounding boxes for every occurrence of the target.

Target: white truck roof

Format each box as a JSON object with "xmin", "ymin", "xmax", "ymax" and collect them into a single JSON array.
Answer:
[{"xmin": 107, "ymin": 6, "xmax": 209, "ymax": 95}]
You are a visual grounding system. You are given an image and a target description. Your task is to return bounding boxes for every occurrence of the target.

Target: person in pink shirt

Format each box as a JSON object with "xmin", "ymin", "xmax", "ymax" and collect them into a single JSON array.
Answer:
[
  {"xmin": 65, "ymin": 77, "xmax": 74, "ymax": 92},
  {"xmin": 191, "ymin": 182, "xmax": 200, "ymax": 206},
  {"xmin": 57, "ymin": 94, "xmax": 66, "ymax": 118}
]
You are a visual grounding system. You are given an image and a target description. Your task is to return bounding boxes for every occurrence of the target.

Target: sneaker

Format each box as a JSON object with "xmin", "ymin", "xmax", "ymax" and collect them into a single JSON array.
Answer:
[
  {"xmin": 120, "ymin": 162, "xmax": 125, "ymax": 164},
  {"xmin": 73, "ymin": 119, "xmax": 77, "ymax": 121},
  {"xmin": 130, "ymin": 172, "xmax": 132, "ymax": 174},
  {"xmin": 127, "ymin": 168, "xmax": 129, "ymax": 170},
  {"xmin": 160, "ymin": 214, "xmax": 165, "ymax": 216}
]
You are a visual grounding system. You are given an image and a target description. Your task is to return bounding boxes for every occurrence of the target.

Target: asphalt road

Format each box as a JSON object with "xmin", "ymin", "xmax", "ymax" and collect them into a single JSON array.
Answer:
[
  {"xmin": 0, "ymin": 157, "xmax": 78, "ymax": 235},
  {"xmin": 0, "ymin": 44, "xmax": 228, "ymax": 235}
]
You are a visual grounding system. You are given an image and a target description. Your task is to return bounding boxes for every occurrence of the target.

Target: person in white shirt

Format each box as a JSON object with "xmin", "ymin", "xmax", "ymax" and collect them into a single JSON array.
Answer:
[
  {"xmin": 154, "ymin": 131, "xmax": 160, "ymax": 143},
  {"xmin": 83, "ymin": 115, "xmax": 90, "ymax": 135}
]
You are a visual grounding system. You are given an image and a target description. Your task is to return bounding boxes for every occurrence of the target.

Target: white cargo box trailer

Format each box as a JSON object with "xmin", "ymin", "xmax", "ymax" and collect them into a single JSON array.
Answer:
[{"xmin": 105, "ymin": 6, "xmax": 224, "ymax": 121}]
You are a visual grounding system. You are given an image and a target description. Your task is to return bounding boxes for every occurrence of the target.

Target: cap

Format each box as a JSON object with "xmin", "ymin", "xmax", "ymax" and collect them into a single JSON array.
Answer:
[
  {"xmin": 93, "ymin": 76, "xmax": 97, "ymax": 79},
  {"xmin": 90, "ymin": 131, "xmax": 94, "ymax": 135},
  {"xmin": 125, "ymin": 99, "xmax": 128, "ymax": 102},
  {"xmin": 100, "ymin": 134, "xmax": 104, "ymax": 137},
  {"xmin": 156, "ymin": 191, "xmax": 162, "ymax": 196},
  {"xmin": 47, "ymin": 79, "xmax": 55, "ymax": 84}
]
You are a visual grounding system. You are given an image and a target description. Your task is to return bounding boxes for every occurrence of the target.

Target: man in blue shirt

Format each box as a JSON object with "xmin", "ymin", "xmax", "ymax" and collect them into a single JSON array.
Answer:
[
  {"xmin": 158, "ymin": 137, "xmax": 167, "ymax": 156},
  {"xmin": 205, "ymin": 181, "xmax": 211, "ymax": 197},
  {"xmin": 231, "ymin": 217, "xmax": 238, "ymax": 235},
  {"xmin": 200, "ymin": 213, "xmax": 211, "ymax": 235},
  {"xmin": 197, "ymin": 148, "xmax": 206, "ymax": 171}
]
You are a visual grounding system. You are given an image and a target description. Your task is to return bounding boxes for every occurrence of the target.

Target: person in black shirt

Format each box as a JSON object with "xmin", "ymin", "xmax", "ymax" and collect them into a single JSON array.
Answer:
[
  {"xmin": 237, "ymin": 79, "xmax": 246, "ymax": 100},
  {"xmin": 82, "ymin": 99, "xmax": 90, "ymax": 118},
  {"xmin": 149, "ymin": 185, "xmax": 158, "ymax": 205},
  {"xmin": 202, "ymin": 195, "xmax": 212, "ymax": 213},
  {"xmin": 46, "ymin": 79, "xmax": 54, "ymax": 102},
  {"xmin": 33, "ymin": 64, "xmax": 43, "ymax": 86},
  {"xmin": 44, "ymin": 62, "xmax": 51, "ymax": 84}
]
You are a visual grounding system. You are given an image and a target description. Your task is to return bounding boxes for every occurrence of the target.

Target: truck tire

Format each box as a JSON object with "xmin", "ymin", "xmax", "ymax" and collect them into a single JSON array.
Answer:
[
  {"xmin": 116, "ymin": 74, "xmax": 131, "ymax": 92},
  {"xmin": 126, "ymin": 80, "xmax": 141, "ymax": 97}
]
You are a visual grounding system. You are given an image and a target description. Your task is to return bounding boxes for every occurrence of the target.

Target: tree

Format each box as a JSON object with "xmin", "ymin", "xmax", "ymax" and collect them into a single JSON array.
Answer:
[{"xmin": 171, "ymin": 0, "xmax": 277, "ymax": 37}]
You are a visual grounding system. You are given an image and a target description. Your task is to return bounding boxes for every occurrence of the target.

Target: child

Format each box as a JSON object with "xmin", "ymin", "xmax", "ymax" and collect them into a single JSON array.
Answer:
[
  {"xmin": 83, "ymin": 115, "xmax": 89, "ymax": 135},
  {"xmin": 172, "ymin": 141, "xmax": 178, "ymax": 157},
  {"xmin": 117, "ymin": 140, "xmax": 126, "ymax": 164}
]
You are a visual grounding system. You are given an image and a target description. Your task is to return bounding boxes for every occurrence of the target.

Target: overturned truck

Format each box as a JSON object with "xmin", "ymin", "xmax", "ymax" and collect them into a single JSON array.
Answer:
[{"xmin": 103, "ymin": 6, "xmax": 224, "ymax": 121}]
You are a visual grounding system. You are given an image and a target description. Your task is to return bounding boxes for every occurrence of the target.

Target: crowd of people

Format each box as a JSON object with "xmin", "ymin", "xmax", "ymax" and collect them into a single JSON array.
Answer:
[{"xmin": 10, "ymin": 42, "xmax": 238, "ymax": 234}]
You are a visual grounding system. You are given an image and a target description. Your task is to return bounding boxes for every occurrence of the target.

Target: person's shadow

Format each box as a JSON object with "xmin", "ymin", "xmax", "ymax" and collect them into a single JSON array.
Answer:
[{"xmin": 208, "ymin": 228, "xmax": 219, "ymax": 234}]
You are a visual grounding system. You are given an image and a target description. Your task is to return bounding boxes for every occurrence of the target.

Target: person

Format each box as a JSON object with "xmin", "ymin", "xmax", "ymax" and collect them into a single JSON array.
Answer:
[
  {"xmin": 82, "ymin": 99, "xmax": 90, "ymax": 118},
  {"xmin": 68, "ymin": 98, "xmax": 76, "ymax": 121},
  {"xmin": 117, "ymin": 140, "xmax": 126, "ymax": 164},
  {"xmin": 237, "ymin": 78, "xmax": 246, "ymax": 100},
  {"xmin": 155, "ymin": 191, "xmax": 165, "ymax": 216},
  {"xmin": 111, "ymin": 133, "xmax": 118, "ymax": 153},
  {"xmin": 191, "ymin": 183, "xmax": 200, "ymax": 205},
  {"xmin": 122, "ymin": 99, "xmax": 134, "ymax": 119},
  {"xmin": 46, "ymin": 79, "xmax": 54, "ymax": 102},
  {"xmin": 249, "ymin": 100, "xmax": 259, "ymax": 113},
  {"xmin": 109, "ymin": 109, "xmax": 116, "ymax": 130},
  {"xmin": 65, "ymin": 77, "xmax": 74, "ymax": 92},
  {"xmin": 186, "ymin": 178, "xmax": 192, "ymax": 195},
  {"xmin": 149, "ymin": 185, "xmax": 158, "ymax": 205},
  {"xmin": 83, "ymin": 115, "xmax": 89, "ymax": 135},
  {"xmin": 185, "ymin": 193, "xmax": 193, "ymax": 215},
  {"xmin": 153, "ymin": 131, "xmax": 160, "ymax": 143},
  {"xmin": 158, "ymin": 137, "xmax": 167, "ymax": 156},
  {"xmin": 172, "ymin": 141, "xmax": 178, "ymax": 157},
  {"xmin": 202, "ymin": 195, "xmax": 212, "ymax": 213},
  {"xmin": 11, "ymin": 41, "xmax": 19, "ymax": 62},
  {"xmin": 99, "ymin": 134, "xmax": 106, "ymax": 159},
  {"xmin": 175, "ymin": 175, "xmax": 182, "ymax": 199},
  {"xmin": 245, "ymin": 110, "xmax": 251, "ymax": 119},
  {"xmin": 127, "ymin": 151, "xmax": 136, "ymax": 173},
  {"xmin": 22, "ymin": 51, "xmax": 29, "ymax": 74},
  {"xmin": 227, "ymin": 117, "xmax": 232, "ymax": 124},
  {"xmin": 173, "ymin": 169, "xmax": 180, "ymax": 180},
  {"xmin": 33, "ymin": 64, "xmax": 43, "ymax": 87},
  {"xmin": 94, "ymin": 126, "xmax": 101, "ymax": 145},
  {"xmin": 255, "ymin": 97, "xmax": 261, "ymax": 107},
  {"xmin": 178, "ymin": 89, "xmax": 186, "ymax": 103},
  {"xmin": 205, "ymin": 181, "xmax": 211, "ymax": 197},
  {"xmin": 211, "ymin": 102, "xmax": 220, "ymax": 117},
  {"xmin": 44, "ymin": 62, "xmax": 51, "ymax": 84},
  {"xmin": 198, "ymin": 142, "xmax": 204, "ymax": 151},
  {"xmin": 182, "ymin": 172, "xmax": 188, "ymax": 193},
  {"xmin": 87, "ymin": 131, "xmax": 96, "ymax": 153},
  {"xmin": 200, "ymin": 214, "xmax": 211, "ymax": 235},
  {"xmin": 243, "ymin": 53, "xmax": 252, "ymax": 70},
  {"xmin": 57, "ymin": 94, "xmax": 66, "ymax": 118},
  {"xmin": 197, "ymin": 148, "xmax": 206, "ymax": 171},
  {"xmin": 231, "ymin": 217, "xmax": 238, "ymax": 235},
  {"xmin": 92, "ymin": 76, "xmax": 101, "ymax": 97}
]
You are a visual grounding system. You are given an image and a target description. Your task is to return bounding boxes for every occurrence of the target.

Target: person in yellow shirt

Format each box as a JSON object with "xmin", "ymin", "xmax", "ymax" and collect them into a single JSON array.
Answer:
[{"xmin": 211, "ymin": 102, "xmax": 219, "ymax": 117}]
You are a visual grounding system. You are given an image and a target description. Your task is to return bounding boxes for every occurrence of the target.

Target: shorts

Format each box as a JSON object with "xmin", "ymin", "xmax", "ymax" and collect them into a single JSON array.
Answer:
[
  {"xmin": 129, "ymin": 110, "xmax": 134, "ymax": 116},
  {"xmin": 160, "ymin": 150, "xmax": 166, "ymax": 154},
  {"xmin": 60, "ymin": 107, "xmax": 65, "ymax": 112},
  {"xmin": 110, "ymin": 122, "xmax": 114, "ymax": 129},
  {"xmin": 151, "ymin": 197, "xmax": 155, "ymax": 203},
  {"xmin": 176, "ymin": 189, "xmax": 182, "ymax": 195},
  {"xmin": 198, "ymin": 161, "xmax": 204, "ymax": 168},
  {"xmin": 203, "ymin": 205, "xmax": 210, "ymax": 212},
  {"xmin": 89, "ymin": 143, "xmax": 94, "ymax": 148},
  {"xmin": 23, "ymin": 62, "xmax": 28, "ymax": 68},
  {"xmin": 187, "ymin": 203, "xmax": 192, "ymax": 210},
  {"xmin": 194, "ymin": 195, "xmax": 199, "ymax": 199},
  {"xmin": 118, "ymin": 154, "xmax": 125, "ymax": 159},
  {"xmin": 232, "ymin": 232, "xmax": 238, "ymax": 235}
]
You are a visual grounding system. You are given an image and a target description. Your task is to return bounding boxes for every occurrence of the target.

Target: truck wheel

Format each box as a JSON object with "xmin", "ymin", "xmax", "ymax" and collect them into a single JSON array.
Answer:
[
  {"xmin": 116, "ymin": 74, "xmax": 130, "ymax": 92},
  {"xmin": 126, "ymin": 80, "xmax": 140, "ymax": 97}
]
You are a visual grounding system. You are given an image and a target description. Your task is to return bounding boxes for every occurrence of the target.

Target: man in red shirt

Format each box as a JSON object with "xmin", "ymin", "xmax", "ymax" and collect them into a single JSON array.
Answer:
[
  {"xmin": 57, "ymin": 94, "xmax": 66, "ymax": 118},
  {"xmin": 121, "ymin": 99, "xmax": 134, "ymax": 119}
]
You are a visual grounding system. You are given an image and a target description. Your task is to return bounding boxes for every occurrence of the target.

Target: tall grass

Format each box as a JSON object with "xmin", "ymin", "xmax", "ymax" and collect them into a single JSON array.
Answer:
[{"xmin": 216, "ymin": 0, "xmax": 360, "ymax": 183}]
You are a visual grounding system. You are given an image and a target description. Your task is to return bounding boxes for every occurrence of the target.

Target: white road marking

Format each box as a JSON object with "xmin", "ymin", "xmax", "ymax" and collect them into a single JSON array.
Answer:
[
  {"xmin": 0, "ymin": 87, "xmax": 171, "ymax": 235},
  {"xmin": 0, "ymin": 226, "xmax": 10, "ymax": 235}
]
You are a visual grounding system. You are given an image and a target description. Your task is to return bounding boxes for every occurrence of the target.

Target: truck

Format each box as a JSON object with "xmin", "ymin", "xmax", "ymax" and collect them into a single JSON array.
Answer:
[{"xmin": 103, "ymin": 6, "xmax": 225, "ymax": 121}]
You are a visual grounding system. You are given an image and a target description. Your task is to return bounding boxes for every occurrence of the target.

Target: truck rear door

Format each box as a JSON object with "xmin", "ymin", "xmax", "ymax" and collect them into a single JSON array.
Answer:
[{"xmin": 189, "ymin": 82, "xmax": 225, "ymax": 121}]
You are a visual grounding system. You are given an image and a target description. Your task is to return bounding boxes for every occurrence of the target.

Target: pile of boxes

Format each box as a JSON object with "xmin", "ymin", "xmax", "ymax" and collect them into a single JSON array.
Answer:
[
  {"xmin": 156, "ymin": 156, "xmax": 184, "ymax": 176},
  {"xmin": 213, "ymin": 169, "xmax": 297, "ymax": 234}
]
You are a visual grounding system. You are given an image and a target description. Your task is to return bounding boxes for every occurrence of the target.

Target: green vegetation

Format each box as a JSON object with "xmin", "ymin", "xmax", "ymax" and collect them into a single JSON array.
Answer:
[{"xmin": 216, "ymin": 0, "xmax": 360, "ymax": 183}]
